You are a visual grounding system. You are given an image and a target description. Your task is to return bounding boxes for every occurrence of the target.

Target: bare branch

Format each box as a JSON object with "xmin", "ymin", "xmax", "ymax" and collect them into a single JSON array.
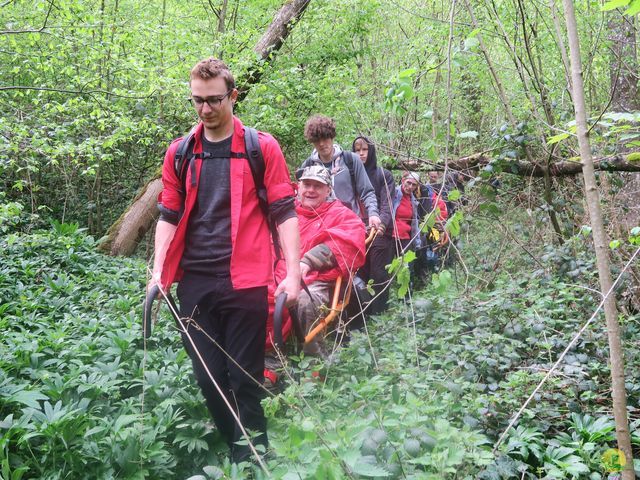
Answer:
[
  {"xmin": 1, "ymin": 0, "xmax": 54, "ymax": 35},
  {"xmin": 0, "ymin": 85, "xmax": 156, "ymax": 100}
]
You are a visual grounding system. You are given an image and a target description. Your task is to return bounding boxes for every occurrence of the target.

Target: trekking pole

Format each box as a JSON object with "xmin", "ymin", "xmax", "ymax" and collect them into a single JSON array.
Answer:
[{"xmin": 142, "ymin": 284, "xmax": 271, "ymax": 475}]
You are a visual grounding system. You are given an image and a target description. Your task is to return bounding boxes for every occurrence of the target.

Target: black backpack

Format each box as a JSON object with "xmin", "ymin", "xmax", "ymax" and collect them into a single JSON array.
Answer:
[{"xmin": 173, "ymin": 126, "xmax": 282, "ymax": 259}]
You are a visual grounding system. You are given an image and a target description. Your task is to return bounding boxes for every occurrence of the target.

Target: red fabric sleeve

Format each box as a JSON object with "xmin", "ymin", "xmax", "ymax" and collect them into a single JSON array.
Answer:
[
  {"xmin": 159, "ymin": 139, "xmax": 184, "ymax": 213},
  {"xmin": 433, "ymin": 193, "xmax": 448, "ymax": 221},
  {"xmin": 326, "ymin": 207, "xmax": 366, "ymax": 277}
]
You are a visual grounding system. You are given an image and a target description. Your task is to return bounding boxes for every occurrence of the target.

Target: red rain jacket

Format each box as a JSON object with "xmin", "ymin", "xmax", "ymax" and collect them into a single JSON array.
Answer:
[{"xmin": 157, "ymin": 117, "xmax": 295, "ymax": 290}]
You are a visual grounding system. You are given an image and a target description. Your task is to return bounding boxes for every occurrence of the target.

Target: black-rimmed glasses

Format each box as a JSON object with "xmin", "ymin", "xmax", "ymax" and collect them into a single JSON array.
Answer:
[{"xmin": 190, "ymin": 90, "xmax": 233, "ymax": 108}]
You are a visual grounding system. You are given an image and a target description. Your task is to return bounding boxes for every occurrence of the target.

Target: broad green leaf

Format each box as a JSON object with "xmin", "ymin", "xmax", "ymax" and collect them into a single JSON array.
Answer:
[
  {"xmin": 399, "ymin": 68, "xmax": 417, "ymax": 78},
  {"xmin": 8, "ymin": 390, "xmax": 48, "ymax": 409},
  {"xmin": 404, "ymin": 250, "xmax": 417, "ymax": 264},
  {"xmin": 464, "ymin": 37, "xmax": 480, "ymax": 50},
  {"xmin": 601, "ymin": 0, "xmax": 630, "ymax": 10},
  {"xmin": 421, "ymin": 213, "xmax": 436, "ymax": 232},
  {"xmin": 625, "ymin": 0, "xmax": 640, "ymax": 15},
  {"xmin": 610, "ymin": 239, "xmax": 621, "ymax": 249},
  {"xmin": 457, "ymin": 130, "xmax": 478, "ymax": 139},
  {"xmin": 546, "ymin": 132, "xmax": 570, "ymax": 145},
  {"xmin": 579, "ymin": 225, "xmax": 592, "ymax": 237},
  {"xmin": 202, "ymin": 466, "xmax": 224, "ymax": 479},
  {"xmin": 350, "ymin": 458, "xmax": 390, "ymax": 477},
  {"xmin": 448, "ymin": 189, "xmax": 461, "ymax": 201},
  {"xmin": 467, "ymin": 28, "xmax": 481, "ymax": 38}
]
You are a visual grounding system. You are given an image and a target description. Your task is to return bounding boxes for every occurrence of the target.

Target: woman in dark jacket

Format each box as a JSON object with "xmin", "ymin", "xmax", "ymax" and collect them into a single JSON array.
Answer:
[{"xmin": 352, "ymin": 136, "xmax": 396, "ymax": 315}]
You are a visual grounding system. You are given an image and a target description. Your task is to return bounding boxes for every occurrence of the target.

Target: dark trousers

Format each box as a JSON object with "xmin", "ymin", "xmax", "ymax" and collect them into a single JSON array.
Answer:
[
  {"xmin": 357, "ymin": 235, "xmax": 394, "ymax": 315},
  {"xmin": 177, "ymin": 273, "xmax": 268, "ymax": 463}
]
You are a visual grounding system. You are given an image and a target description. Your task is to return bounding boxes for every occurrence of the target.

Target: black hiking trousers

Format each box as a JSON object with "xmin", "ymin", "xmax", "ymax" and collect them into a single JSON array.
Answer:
[
  {"xmin": 365, "ymin": 234, "xmax": 394, "ymax": 314},
  {"xmin": 177, "ymin": 272, "xmax": 268, "ymax": 463}
]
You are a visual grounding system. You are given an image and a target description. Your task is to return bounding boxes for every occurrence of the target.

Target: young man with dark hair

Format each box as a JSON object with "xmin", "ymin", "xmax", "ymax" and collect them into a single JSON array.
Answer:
[
  {"xmin": 300, "ymin": 115, "xmax": 382, "ymax": 233},
  {"xmin": 150, "ymin": 57, "xmax": 301, "ymax": 463}
]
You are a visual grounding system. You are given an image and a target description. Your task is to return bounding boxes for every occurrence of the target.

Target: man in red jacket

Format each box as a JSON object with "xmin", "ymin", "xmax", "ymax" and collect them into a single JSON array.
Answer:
[
  {"xmin": 149, "ymin": 58, "xmax": 300, "ymax": 463},
  {"xmin": 295, "ymin": 165, "xmax": 366, "ymax": 357}
]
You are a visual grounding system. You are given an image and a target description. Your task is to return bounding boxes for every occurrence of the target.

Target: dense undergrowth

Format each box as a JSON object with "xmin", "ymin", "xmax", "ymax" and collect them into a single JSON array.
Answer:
[{"xmin": 1, "ymin": 214, "xmax": 640, "ymax": 479}]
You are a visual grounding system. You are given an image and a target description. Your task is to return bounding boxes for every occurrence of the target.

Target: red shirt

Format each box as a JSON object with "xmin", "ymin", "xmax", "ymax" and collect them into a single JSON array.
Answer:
[
  {"xmin": 158, "ymin": 117, "xmax": 295, "ymax": 290},
  {"xmin": 394, "ymin": 194, "xmax": 413, "ymax": 240}
]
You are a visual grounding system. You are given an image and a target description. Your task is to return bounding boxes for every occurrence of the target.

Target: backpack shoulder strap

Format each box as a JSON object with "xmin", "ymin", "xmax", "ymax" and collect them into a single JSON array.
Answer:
[
  {"xmin": 340, "ymin": 151, "xmax": 358, "ymax": 196},
  {"xmin": 243, "ymin": 126, "xmax": 267, "ymax": 208},
  {"xmin": 244, "ymin": 127, "xmax": 283, "ymax": 261},
  {"xmin": 173, "ymin": 127, "xmax": 198, "ymax": 191}
]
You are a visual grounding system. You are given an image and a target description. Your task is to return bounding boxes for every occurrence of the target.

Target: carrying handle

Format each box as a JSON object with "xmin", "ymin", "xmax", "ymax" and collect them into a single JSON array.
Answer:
[
  {"xmin": 143, "ymin": 285, "xmax": 160, "ymax": 339},
  {"xmin": 272, "ymin": 292, "xmax": 288, "ymax": 349}
]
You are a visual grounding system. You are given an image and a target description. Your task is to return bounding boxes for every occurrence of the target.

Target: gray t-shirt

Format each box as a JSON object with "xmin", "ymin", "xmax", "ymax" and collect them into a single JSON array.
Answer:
[{"xmin": 180, "ymin": 135, "xmax": 232, "ymax": 276}]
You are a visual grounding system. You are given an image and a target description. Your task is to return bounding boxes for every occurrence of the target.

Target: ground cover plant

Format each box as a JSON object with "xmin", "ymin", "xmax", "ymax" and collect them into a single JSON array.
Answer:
[{"xmin": 1, "ymin": 205, "xmax": 639, "ymax": 479}]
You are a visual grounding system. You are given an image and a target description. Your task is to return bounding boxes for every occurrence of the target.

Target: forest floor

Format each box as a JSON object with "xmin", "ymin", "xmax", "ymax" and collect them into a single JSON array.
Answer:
[{"xmin": 1, "ymin": 214, "xmax": 639, "ymax": 479}]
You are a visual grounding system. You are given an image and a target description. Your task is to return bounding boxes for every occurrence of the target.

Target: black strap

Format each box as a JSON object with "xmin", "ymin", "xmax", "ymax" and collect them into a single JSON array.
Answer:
[
  {"xmin": 174, "ymin": 127, "xmax": 197, "ymax": 194},
  {"xmin": 340, "ymin": 151, "xmax": 358, "ymax": 202},
  {"xmin": 244, "ymin": 127, "xmax": 283, "ymax": 263}
]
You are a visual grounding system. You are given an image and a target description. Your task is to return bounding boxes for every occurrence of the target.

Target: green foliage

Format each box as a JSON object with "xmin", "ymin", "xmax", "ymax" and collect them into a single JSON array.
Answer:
[
  {"xmin": 601, "ymin": 0, "xmax": 640, "ymax": 15},
  {"xmin": 384, "ymin": 69, "xmax": 417, "ymax": 116}
]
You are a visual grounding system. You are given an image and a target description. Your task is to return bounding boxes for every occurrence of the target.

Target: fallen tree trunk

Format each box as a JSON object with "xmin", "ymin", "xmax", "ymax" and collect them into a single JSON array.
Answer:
[
  {"xmin": 99, "ymin": 0, "xmax": 312, "ymax": 256},
  {"xmin": 98, "ymin": 178, "xmax": 162, "ymax": 256},
  {"xmin": 398, "ymin": 151, "xmax": 640, "ymax": 176}
]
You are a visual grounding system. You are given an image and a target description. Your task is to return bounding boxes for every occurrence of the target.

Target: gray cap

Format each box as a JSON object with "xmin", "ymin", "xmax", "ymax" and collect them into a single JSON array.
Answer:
[{"xmin": 299, "ymin": 165, "xmax": 332, "ymax": 186}]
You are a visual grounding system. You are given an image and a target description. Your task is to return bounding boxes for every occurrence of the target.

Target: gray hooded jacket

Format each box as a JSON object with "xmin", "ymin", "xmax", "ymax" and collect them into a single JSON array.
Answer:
[{"xmin": 301, "ymin": 143, "xmax": 379, "ymax": 220}]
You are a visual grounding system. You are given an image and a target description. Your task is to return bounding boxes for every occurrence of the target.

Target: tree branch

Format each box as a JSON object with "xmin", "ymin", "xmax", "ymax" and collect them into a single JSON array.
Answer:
[
  {"xmin": 0, "ymin": 0, "xmax": 54, "ymax": 35},
  {"xmin": 0, "ymin": 85, "xmax": 156, "ymax": 100},
  {"xmin": 395, "ymin": 151, "xmax": 640, "ymax": 176}
]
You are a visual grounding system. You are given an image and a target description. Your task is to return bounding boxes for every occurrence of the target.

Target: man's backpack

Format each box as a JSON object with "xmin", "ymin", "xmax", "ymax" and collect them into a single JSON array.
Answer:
[{"xmin": 173, "ymin": 126, "xmax": 282, "ymax": 259}]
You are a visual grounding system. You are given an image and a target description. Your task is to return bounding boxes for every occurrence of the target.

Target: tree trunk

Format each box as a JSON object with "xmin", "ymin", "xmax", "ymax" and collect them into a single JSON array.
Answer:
[
  {"xmin": 98, "ymin": 179, "xmax": 162, "ymax": 256},
  {"xmin": 238, "ymin": 0, "xmax": 311, "ymax": 102},
  {"xmin": 563, "ymin": 1, "xmax": 634, "ymax": 477},
  {"xmin": 396, "ymin": 151, "xmax": 640, "ymax": 176},
  {"xmin": 100, "ymin": 0, "xmax": 312, "ymax": 256}
]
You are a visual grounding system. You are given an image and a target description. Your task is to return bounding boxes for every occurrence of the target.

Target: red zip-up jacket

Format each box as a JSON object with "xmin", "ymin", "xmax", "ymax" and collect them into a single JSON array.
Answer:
[{"xmin": 157, "ymin": 117, "xmax": 295, "ymax": 290}]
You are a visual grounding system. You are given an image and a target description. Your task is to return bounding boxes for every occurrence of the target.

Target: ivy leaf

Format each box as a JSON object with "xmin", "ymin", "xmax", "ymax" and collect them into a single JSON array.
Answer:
[
  {"xmin": 629, "ymin": 226, "xmax": 640, "ymax": 245},
  {"xmin": 609, "ymin": 239, "xmax": 621, "ymax": 249},
  {"xmin": 625, "ymin": 0, "xmax": 640, "ymax": 15}
]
